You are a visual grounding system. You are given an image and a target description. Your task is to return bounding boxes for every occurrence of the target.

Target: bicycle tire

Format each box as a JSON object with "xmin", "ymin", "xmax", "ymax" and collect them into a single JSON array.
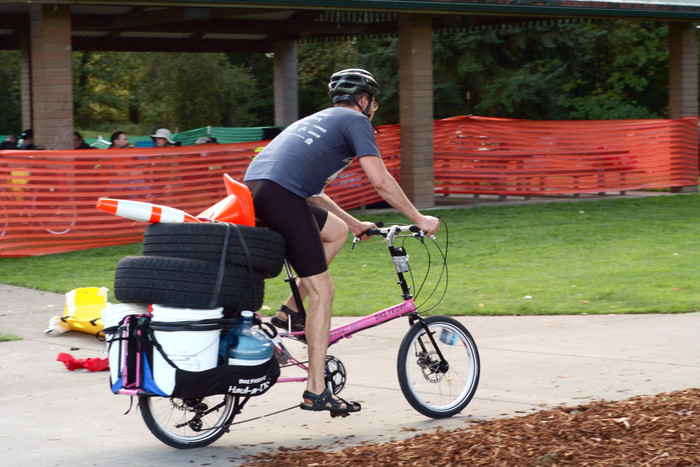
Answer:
[
  {"xmin": 142, "ymin": 223, "xmax": 285, "ymax": 278},
  {"xmin": 32, "ymin": 196, "xmax": 77, "ymax": 235},
  {"xmin": 114, "ymin": 255, "xmax": 264, "ymax": 311},
  {"xmin": 139, "ymin": 395, "xmax": 236, "ymax": 449},
  {"xmin": 397, "ymin": 315, "xmax": 480, "ymax": 418}
]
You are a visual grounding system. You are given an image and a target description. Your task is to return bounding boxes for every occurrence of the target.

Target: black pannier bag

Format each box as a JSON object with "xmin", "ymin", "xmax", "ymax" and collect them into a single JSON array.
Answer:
[{"xmin": 146, "ymin": 317, "xmax": 280, "ymax": 399}]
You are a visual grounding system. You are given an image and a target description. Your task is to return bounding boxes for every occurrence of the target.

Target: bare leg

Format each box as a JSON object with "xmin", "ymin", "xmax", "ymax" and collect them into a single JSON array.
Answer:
[
  {"xmin": 299, "ymin": 270, "xmax": 335, "ymax": 395},
  {"xmin": 277, "ymin": 212, "xmax": 348, "ymax": 318}
]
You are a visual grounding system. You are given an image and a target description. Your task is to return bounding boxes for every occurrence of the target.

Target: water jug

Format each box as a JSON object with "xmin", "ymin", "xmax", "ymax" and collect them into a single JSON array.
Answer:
[{"xmin": 224, "ymin": 310, "xmax": 274, "ymax": 366}]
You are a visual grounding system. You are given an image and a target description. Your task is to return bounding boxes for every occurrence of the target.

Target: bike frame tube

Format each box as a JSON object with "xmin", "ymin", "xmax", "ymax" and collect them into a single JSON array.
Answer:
[
  {"xmin": 329, "ymin": 298, "xmax": 416, "ymax": 345},
  {"xmin": 276, "ymin": 298, "xmax": 416, "ymax": 384},
  {"xmin": 282, "ymin": 298, "xmax": 416, "ymax": 345}
]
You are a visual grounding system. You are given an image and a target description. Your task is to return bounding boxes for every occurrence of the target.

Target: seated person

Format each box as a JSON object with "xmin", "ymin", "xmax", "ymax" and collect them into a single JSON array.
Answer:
[
  {"xmin": 18, "ymin": 129, "xmax": 43, "ymax": 150},
  {"xmin": 151, "ymin": 128, "xmax": 177, "ymax": 147},
  {"xmin": 73, "ymin": 131, "xmax": 92, "ymax": 150},
  {"xmin": 110, "ymin": 131, "xmax": 131, "ymax": 149},
  {"xmin": 0, "ymin": 134, "xmax": 18, "ymax": 150}
]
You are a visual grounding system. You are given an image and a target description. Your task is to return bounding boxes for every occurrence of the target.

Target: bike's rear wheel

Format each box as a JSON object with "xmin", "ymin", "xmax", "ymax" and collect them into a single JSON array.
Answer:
[
  {"xmin": 397, "ymin": 315, "xmax": 480, "ymax": 418},
  {"xmin": 139, "ymin": 394, "xmax": 237, "ymax": 449},
  {"xmin": 32, "ymin": 195, "xmax": 77, "ymax": 235}
]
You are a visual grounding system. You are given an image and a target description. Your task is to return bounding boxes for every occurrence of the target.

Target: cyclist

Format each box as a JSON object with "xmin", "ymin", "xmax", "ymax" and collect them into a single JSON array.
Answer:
[{"xmin": 243, "ymin": 68, "xmax": 439, "ymax": 416}]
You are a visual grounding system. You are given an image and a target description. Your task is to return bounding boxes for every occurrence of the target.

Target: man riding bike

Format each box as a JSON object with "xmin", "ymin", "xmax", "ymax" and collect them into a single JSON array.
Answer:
[{"xmin": 243, "ymin": 68, "xmax": 439, "ymax": 416}]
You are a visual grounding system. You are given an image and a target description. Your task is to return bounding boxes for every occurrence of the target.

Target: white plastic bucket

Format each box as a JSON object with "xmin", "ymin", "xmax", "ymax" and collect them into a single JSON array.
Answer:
[
  {"xmin": 151, "ymin": 305, "xmax": 223, "ymax": 395},
  {"xmin": 102, "ymin": 303, "xmax": 149, "ymax": 385}
]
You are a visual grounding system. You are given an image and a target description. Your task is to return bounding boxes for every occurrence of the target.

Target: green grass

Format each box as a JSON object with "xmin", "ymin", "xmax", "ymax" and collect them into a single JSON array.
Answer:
[
  {"xmin": 1, "ymin": 195, "xmax": 699, "ymax": 316},
  {"xmin": 0, "ymin": 334, "xmax": 22, "ymax": 342}
]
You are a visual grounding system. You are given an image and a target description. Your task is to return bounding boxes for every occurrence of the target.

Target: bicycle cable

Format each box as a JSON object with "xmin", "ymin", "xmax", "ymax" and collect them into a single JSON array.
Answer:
[{"xmin": 407, "ymin": 219, "xmax": 449, "ymax": 314}]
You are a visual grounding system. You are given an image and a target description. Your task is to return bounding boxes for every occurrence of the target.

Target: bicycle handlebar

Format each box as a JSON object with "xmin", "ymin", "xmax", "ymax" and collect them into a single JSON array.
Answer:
[
  {"xmin": 352, "ymin": 221, "xmax": 431, "ymax": 248},
  {"xmin": 364, "ymin": 224, "xmax": 421, "ymax": 237}
]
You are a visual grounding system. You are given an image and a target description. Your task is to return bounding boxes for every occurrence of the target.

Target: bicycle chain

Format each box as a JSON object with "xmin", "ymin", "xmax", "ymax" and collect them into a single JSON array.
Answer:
[{"xmin": 229, "ymin": 404, "xmax": 299, "ymax": 426}]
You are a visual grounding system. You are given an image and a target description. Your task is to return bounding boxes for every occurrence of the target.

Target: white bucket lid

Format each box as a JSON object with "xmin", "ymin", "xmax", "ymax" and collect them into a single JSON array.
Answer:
[{"xmin": 151, "ymin": 304, "xmax": 223, "ymax": 322}]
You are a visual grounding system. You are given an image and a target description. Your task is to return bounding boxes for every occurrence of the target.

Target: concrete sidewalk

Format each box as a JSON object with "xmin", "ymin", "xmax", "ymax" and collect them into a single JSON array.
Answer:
[{"xmin": 1, "ymin": 283, "xmax": 698, "ymax": 466}]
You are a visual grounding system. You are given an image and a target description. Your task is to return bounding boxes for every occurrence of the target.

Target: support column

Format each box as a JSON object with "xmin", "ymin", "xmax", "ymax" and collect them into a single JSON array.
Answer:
[
  {"xmin": 669, "ymin": 22, "xmax": 698, "ymax": 193},
  {"xmin": 273, "ymin": 40, "xmax": 298, "ymax": 127},
  {"xmin": 19, "ymin": 34, "xmax": 32, "ymax": 131},
  {"xmin": 398, "ymin": 13, "xmax": 435, "ymax": 208},
  {"xmin": 29, "ymin": 4, "xmax": 74, "ymax": 150},
  {"xmin": 669, "ymin": 22, "xmax": 698, "ymax": 118}
]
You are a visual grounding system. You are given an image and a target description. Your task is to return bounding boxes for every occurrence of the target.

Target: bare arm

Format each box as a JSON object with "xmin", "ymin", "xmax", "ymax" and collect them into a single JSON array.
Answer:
[
  {"xmin": 309, "ymin": 156, "xmax": 439, "ymax": 237},
  {"xmin": 359, "ymin": 156, "xmax": 439, "ymax": 235}
]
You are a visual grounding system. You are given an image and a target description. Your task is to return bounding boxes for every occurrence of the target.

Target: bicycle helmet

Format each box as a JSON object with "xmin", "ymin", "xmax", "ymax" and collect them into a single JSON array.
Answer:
[{"xmin": 328, "ymin": 68, "xmax": 380, "ymax": 102}]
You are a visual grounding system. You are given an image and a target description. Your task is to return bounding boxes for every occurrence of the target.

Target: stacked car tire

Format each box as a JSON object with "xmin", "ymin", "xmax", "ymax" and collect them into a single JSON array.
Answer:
[{"xmin": 114, "ymin": 223, "xmax": 286, "ymax": 312}]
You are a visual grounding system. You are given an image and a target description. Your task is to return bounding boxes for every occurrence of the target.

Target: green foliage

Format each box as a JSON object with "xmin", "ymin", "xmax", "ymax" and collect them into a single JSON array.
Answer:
[
  {"xmin": 297, "ymin": 40, "xmax": 363, "ymax": 118},
  {"xmin": 565, "ymin": 21, "xmax": 669, "ymax": 119},
  {"xmin": 295, "ymin": 37, "xmax": 399, "ymax": 125},
  {"xmin": 73, "ymin": 51, "xmax": 145, "ymax": 128},
  {"xmin": 2, "ymin": 196, "xmax": 699, "ymax": 316},
  {"xmin": 72, "ymin": 52, "xmax": 260, "ymax": 132},
  {"xmin": 0, "ymin": 51, "xmax": 21, "ymax": 135},
  {"xmin": 227, "ymin": 53, "xmax": 276, "ymax": 125},
  {"xmin": 0, "ymin": 334, "xmax": 22, "ymax": 343},
  {"xmin": 139, "ymin": 53, "xmax": 259, "ymax": 129},
  {"xmin": 356, "ymin": 37, "xmax": 399, "ymax": 126},
  {"xmin": 432, "ymin": 20, "xmax": 669, "ymax": 120},
  {"xmin": 0, "ymin": 19, "xmax": 685, "ymax": 132}
]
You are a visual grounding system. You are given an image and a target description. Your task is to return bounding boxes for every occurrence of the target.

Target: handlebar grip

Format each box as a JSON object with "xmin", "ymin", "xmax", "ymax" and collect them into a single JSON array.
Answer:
[{"xmin": 358, "ymin": 221, "xmax": 384, "ymax": 238}]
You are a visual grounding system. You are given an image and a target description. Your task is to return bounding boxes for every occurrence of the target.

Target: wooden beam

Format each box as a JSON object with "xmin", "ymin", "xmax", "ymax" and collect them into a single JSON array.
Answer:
[{"xmin": 71, "ymin": 36, "xmax": 273, "ymax": 53}]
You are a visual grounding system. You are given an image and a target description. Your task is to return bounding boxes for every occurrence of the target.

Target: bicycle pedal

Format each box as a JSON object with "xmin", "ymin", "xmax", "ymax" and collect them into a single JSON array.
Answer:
[{"xmin": 330, "ymin": 412, "xmax": 349, "ymax": 418}]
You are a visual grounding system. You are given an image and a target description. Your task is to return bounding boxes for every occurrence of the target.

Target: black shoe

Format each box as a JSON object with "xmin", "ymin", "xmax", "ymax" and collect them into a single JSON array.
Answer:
[
  {"xmin": 270, "ymin": 304, "xmax": 305, "ymax": 332},
  {"xmin": 299, "ymin": 388, "xmax": 361, "ymax": 416}
]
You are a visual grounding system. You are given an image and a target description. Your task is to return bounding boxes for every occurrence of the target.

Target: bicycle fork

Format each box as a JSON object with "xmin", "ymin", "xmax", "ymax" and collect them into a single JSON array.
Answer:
[{"xmin": 407, "ymin": 313, "xmax": 450, "ymax": 373}]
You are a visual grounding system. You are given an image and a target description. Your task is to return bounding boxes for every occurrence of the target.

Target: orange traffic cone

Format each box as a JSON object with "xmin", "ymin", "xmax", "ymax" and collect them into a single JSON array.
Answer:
[
  {"xmin": 197, "ymin": 174, "xmax": 255, "ymax": 226},
  {"xmin": 96, "ymin": 198, "xmax": 202, "ymax": 224}
]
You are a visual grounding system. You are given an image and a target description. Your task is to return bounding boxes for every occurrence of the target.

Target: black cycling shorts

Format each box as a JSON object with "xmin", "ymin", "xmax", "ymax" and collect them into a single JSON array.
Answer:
[{"xmin": 244, "ymin": 179, "xmax": 329, "ymax": 278}]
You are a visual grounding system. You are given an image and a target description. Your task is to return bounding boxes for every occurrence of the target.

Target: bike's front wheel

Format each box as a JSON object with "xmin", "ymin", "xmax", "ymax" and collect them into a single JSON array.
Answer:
[
  {"xmin": 139, "ymin": 394, "xmax": 237, "ymax": 449},
  {"xmin": 397, "ymin": 315, "xmax": 480, "ymax": 418}
]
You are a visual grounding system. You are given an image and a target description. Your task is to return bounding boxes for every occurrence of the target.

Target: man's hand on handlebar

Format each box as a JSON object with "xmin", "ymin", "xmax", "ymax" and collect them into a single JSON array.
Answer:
[
  {"xmin": 416, "ymin": 215, "xmax": 440, "ymax": 237},
  {"xmin": 352, "ymin": 221, "xmax": 379, "ymax": 242}
]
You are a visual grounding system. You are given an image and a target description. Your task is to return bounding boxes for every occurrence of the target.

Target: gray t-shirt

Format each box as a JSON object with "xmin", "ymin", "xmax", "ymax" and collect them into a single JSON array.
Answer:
[{"xmin": 244, "ymin": 106, "xmax": 381, "ymax": 198}]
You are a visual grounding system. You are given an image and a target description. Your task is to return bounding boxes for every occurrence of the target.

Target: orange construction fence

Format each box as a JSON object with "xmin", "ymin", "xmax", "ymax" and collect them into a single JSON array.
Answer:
[
  {"xmin": 0, "ymin": 116, "xmax": 697, "ymax": 256},
  {"xmin": 434, "ymin": 116, "xmax": 698, "ymax": 196}
]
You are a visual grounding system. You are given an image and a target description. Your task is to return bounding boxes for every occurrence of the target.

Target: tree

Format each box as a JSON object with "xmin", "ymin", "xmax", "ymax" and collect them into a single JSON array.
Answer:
[
  {"xmin": 431, "ymin": 19, "xmax": 670, "ymax": 120},
  {"xmin": 0, "ymin": 51, "xmax": 21, "ymax": 135},
  {"xmin": 72, "ymin": 52, "xmax": 260, "ymax": 132},
  {"xmin": 73, "ymin": 51, "xmax": 145, "ymax": 129},
  {"xmin": 139, "ymin": 53, "xmax": 259, "ymax": 130}
]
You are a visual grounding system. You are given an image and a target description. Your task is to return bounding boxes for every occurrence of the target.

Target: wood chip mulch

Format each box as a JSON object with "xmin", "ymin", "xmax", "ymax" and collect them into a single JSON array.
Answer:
[{"xmin": 249, "ymin": 388, "xmax": 700, "ymax": 466}]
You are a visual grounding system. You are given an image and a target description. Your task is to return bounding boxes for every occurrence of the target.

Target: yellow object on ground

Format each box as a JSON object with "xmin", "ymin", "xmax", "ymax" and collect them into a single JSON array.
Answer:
[{"xmin": 56, "ymin": 287, "xmax": 109, "ymax": 336}]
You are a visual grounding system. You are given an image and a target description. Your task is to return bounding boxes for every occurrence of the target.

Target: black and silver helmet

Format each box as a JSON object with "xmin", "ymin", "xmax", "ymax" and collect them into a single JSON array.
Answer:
[{"xmin": 328, "ymin": 69, "xmax": 380, "ymax": 102}]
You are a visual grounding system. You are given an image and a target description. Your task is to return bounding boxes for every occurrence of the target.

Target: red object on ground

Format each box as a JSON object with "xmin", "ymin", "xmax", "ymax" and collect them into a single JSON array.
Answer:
[{"xmin": 56, "ymin": 352, "xmax": 109, "ymax": 372}]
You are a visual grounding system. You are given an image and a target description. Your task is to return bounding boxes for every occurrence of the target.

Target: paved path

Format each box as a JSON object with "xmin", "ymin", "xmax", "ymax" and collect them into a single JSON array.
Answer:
[{"xmin": 1, "ymin": 283, "xmax": 698, "ymax": 466}]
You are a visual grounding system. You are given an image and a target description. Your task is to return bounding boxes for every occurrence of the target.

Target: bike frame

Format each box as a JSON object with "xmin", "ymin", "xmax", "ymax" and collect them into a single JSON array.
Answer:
[
  {"xmin": 275, "ymin": 224, "xmax": 437, "ymax": 384},
  {"xmin": 275, "ymin": 298, "xmax": 418, "ymax": 383}
]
